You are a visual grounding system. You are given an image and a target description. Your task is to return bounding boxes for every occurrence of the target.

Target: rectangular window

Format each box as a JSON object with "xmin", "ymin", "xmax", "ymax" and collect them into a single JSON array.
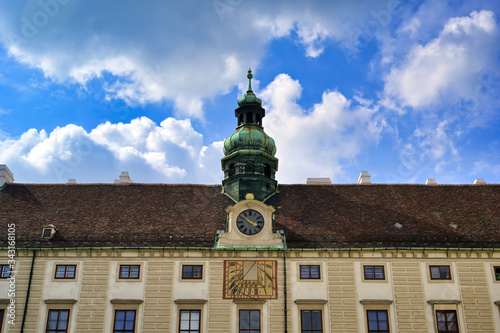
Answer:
[
  {"xmin": 179, "ymin": 309, "xmax": 200, "ymax": 333},
  {"xmin": 301, "ymin": 310, "xmax": 322, "ymax": 333},
  {"xmin": 436, "ymin": 310, "xmax": 459, "ymax": 333},
  {"xmin": 239, "ymin": 310, "xmax": 260, "ymax": 333},
  {"xmin": 0, "ymin": 265, "xmax": 11, "ymax": 279},
  {"xmin": 54, "ymin": 265, "xmax": 76, "ymax": 279},
  {"xmin": 494, "ymin": 266, "xmax": 500, "ymax": 281},
  {"xmin": 364, "ymin": 266, "xmax": 385, "ymax": 280},
  {"xmin": 113, "ymin": 310, "xmax": 136, "ymax": 333},
  {"xmin": 182, "ymin": 265, "xmax": 203, "ymax": 279},
  {"xmin": 430, "ymin": 265, "xmax": 451, "ymax": 280},
  {"xmin": 46, "ymin": 309, "xmax": 70, "ymax": 333},
  {"xmin": 367, "ymin": 310, "xmax": 389, "ymax": 333},
  {"xmin": 300, "ymin": 265, "xmax": 320, "ymax": 279},
  {"xmin": 0, "ymin": 309, "xmax": 4, "ymax": 333},
  {"xmin": 119, "ymin": 265, "xmax": 140, "ymax": 279}
]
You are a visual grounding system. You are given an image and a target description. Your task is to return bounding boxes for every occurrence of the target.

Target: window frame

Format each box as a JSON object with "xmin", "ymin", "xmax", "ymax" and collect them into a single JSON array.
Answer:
[
  {"xmin": 300, "ymin": 309, "xmax": 323, "ymax": 333},
  {"xmin": 239, "ymin": 309, "xmax": 261, "ymax": 333},
  {"xmin": 181, "ymin": 265, "xmax": 203, "ymax": 280},
  {"xmin": 113, "ymin": 309, "xmax": 136, "ymax": 333},
  {"xmin": 300, "ymin": 265, "xmax": 321, "ymax": 280},
  {"xmin": 179, "ymin": 309, "xmax": 201, "ymax": 333},
  {"xmin": 119, "ymin": 265, "xmax": 141, "ymax": 280},
  {"xmin": 363, "ymin": 265, "xmax": 386, "ymax": 281},
  {"xmin": 0, "ymin": 308, "xmax": 4, "ymax": 333},
  {"xmin": 429, "ymin": 265, "xmax": 452, "ymax": 280},
  {"xmin": 54, "ymin": 265, "xmax": 76, "ymax": 280},
  {"xmin": 366, "ymin": 309, "xmax": 390, "ymax": 333},
  {"xmin": 435, "ymin": 309, "xmax": 459, "ymax": 333},
  {"xmin": 0, "ymin": 265, "xmax": 11, "ymax": 279},
  {"xmin": 494, "ymin": 266, "xmax": 500, "ymax": 281},
  {"xmin": 45, "ymin": 309, "xmax": 70, "ymax": 333}
]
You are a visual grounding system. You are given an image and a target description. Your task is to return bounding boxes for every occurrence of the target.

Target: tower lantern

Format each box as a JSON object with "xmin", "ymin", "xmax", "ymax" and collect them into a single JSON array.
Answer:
[{"xmin": 221, "ymin": 69, "xmax": 279, "ymax": 202}]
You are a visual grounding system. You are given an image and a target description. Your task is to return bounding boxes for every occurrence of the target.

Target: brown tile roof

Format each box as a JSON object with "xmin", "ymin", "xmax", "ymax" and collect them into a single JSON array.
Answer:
[{"xmin": 1, "ymin": 183, "xmax": 499, "ymax": 249}]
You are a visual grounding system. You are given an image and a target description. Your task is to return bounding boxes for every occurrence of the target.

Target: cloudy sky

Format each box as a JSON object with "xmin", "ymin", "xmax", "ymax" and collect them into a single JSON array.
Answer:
[{"xmin": 0, "ymin": 0, "xmax": 499, "ymax": 185}]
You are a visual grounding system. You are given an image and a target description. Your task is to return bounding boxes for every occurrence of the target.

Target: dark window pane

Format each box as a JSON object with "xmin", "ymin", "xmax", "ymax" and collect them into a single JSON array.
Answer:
[
  {"xmin": 310, "ymin": 266, "xmax": 320, "ymax": 278},
  {"xmin": 250, "ymin": 310, "xmax": 260, "ymax": 329},
  {"xmin": 365, "ymin": 267, "xmax": 374, "ymax": 279},
  {"xmin": 300, "ymin": 266, "xmax": 309, "ymax": 278},
  {"xmin": 240, "ymin": 311, "xmax": 249, "ymax": 329},
  {"xmin": 193, "ymin": 266, "xmax": 202, "ymax": 278},
  {"xmin": 430, "ymin": 266, "xmax": 440, "ymax": 279},
  {"xmin": 368, "ymin": 311, "xmax": 377, "ymax": 321},
  {"xmin": 441, "ymin": 266, "xmax": 450, "ymax": 279}
]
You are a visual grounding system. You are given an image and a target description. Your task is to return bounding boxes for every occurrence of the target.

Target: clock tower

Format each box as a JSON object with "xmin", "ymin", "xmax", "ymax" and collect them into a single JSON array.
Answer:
[
  {"xmin": 221, "ymin": 69, "xmax": 279, "ymax": 203},
  {"xmin": 218, "ymin": 70, "xmax": 283, "ymax": 249}
]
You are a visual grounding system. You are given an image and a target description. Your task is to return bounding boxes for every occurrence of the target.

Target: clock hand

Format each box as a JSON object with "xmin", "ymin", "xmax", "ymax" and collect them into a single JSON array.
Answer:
[{"xmin": 242, "ymin": 215, "xmax": 258, "ymax": 226}]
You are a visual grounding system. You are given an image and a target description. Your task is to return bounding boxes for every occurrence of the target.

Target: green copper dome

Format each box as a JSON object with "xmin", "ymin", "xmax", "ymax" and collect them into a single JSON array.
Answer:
[
  {"xmin": 223, "ymin": 125, "xmax": 276, "ymax": 156},
  {"xmin": 221, "ymin": 68, "xmax": 279, "ymax": 203},
  {"xmin": 237, "ymin": 69, "xmax": 262, "ymax": 106}
]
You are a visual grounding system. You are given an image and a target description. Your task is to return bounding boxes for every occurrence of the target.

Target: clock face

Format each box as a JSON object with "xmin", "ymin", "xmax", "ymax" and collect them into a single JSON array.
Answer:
[
  {"xmin": 236, "ymin": 209, "xmax": 264, "ymax": 235},
  {"xmin": 223, "ymin": 260, "xmax": 277, "ymax": 299}
]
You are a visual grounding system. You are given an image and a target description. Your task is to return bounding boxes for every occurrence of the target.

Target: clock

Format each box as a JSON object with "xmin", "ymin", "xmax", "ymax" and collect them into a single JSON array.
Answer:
[
  {"xmin": 223, "ymin": 260, "xmax": 277, "ymax": 299},
  {"xmin": 236, "ymin": 209, "xmax": 264, "ymax": 235}
]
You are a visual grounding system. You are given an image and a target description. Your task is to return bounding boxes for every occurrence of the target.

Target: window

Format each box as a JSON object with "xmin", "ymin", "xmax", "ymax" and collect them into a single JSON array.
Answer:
[
  {"xmin": 182, "ymin": 265, "xmax": 202, "ymax": 279},
  {"xmin": 239, "ymin": 310, "xmax": 260, "ymax": 333},
  {"xmin": 54, "ymin": 265, "xmax": 76, "ymax": 279},
  {"xmin": 301, "ymin": 310, "xmax": 322, "ymax": 333},
  {"xmin": 46, "ymin": 309, "xmax": 70, "ymax": 333},
  {"xmin": 0, "ymin": 265, "xmax": 11, "ymax": 279},
  {"xmin": 364, "ymin": 266, "xmax": 385, "ymax": 280},
  {"xmin": 494, "ymin": 266, "xmax": 500, "ymax": 281},
  {"xmin": 179, "ymin": 310, "xmax": 200, "ymax": 333},
  {"xmin": 430, "ymin": 265, "xmax": 451, "ymax": 280},
  {"xmin": 0, "ymin": 309, "xmax": 4, "ymax": 333},
  {"xmin": 264, "ymin": 164, "xmax": 271, "ymax": 178},
  {"xmin": 113, "ymin": 310, "xmax": 136, "ymax": 333},
  {"xmin": 119, "ymin": 265, "xmax": 140, "ymax": 279},
  {"xmin": 436, "ymin": 310, "xmax": 458, "ymax": 333},
  {"xmin": 300, "ymin": 265, "xmax": 320, "ymax": 279},
  {"xmin": 43, "ymin": 228, "xmax": 53, "ymax": 237},
  {"xmin": 367, "ymin": 310, "xmax": 389, "ymax": 333}
]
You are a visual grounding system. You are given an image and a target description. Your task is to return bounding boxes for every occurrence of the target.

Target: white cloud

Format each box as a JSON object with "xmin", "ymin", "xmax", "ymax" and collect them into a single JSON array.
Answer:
[
  {"xmin": 260, "ymin": 74, "xmax": 384, "ymax": 183},
  {"xmin": 0, "ymin": 1, "xmax": 404, "ymax": 119},
  {"xmin": 0, "ymin": 116, "xmax": 223, "ymax": 184},
  {"xmin": 383, "ymin": 10, "xmax": 499, "ymax": 109}
]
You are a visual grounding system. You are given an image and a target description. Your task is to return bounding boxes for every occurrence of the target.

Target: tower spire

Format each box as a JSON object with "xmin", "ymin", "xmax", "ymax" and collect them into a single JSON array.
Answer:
[
  {"xmin": 221, "ymin": 69, "xmax": 279, "ymax": 202},
  {"xmin": 247, "ymin": 68, "xmax": 253, "ymax": 92}
]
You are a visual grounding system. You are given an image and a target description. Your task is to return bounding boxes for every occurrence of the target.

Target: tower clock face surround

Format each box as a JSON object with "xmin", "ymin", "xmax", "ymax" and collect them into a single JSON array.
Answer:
[{"xmin": 236, "ymin": 209, "xmax": 264, "ymax": 235}]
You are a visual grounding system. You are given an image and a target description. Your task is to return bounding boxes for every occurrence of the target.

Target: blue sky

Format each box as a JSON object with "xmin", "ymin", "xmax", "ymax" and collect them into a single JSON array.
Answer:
[{"xmin": 0, "ymin": 0, "xmax": 499, "ymax": 185}]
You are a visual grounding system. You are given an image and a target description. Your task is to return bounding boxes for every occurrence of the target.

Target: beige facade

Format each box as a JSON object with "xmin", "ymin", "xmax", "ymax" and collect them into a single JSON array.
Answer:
[{"xmin": 1, "ymin": 248, "xmax": 499, "ymax": 332}]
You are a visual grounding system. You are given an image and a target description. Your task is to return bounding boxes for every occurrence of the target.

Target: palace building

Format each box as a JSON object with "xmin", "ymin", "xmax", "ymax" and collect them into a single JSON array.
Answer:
[{"xmin": 0, "ymin": 70, "xmax": 499, "ymax": 333}]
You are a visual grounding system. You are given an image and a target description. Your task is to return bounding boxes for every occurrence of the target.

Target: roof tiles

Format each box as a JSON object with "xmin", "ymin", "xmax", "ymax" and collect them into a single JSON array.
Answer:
[{"xmin": 1, "ymin": 183, "xmax": 499, "ymax": 249}]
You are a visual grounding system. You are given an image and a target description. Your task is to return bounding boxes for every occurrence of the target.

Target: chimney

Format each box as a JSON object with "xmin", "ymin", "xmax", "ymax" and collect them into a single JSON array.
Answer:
[
  {"xmin": 0, "ymin": 165, "xmax": 14, "ymax": 188},
  {"xmin": 66, "ymin": 178, "xmax": 77, "ymax": 184},
  {"xmin": 426, "ymin": 178, "xmax": 438, "ymax": 185},
  {"xmin": 474, "ymin": 178, "xmax": 486, "ymax": 185},
  {"xmin": 118, "ymin": 171, "xmax": 132, "ymax": 184},
  {"xmin": 306, "ymin": 178, "xmax": 332, "ymax": 185},
  {"xmin": 358, "ymin": 171, "xmax": 371, "ymax": 184}
]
